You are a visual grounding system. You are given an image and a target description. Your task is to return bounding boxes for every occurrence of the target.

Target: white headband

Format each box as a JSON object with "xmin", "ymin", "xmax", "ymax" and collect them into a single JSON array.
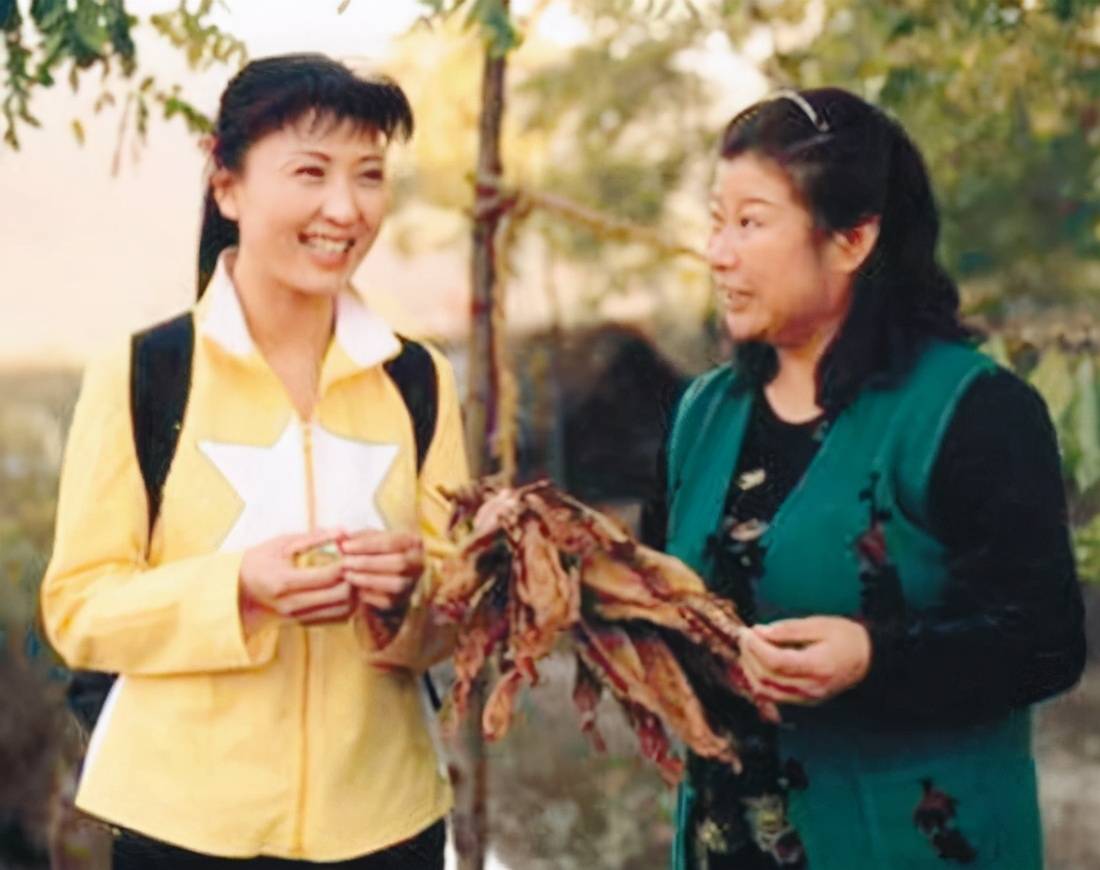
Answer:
[{"xmin": 772, "ymin": 89, "xmax": 830, "ymax": 133}]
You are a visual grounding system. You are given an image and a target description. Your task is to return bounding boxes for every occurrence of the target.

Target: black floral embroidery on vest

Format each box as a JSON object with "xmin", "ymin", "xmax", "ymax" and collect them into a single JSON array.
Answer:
[
  {"xmin": 913, "ymin": 779, "xmax": 978, "ymax": 864},
  {"xmin": 689, "ymin": 468, "xmax": 806, "ymax": 868},
  {"xmin": 780, "ymin": 758, "xmax": 809, "ymax": 791},
  {"xmin": 708, "ymin": 467, "xmax": 769, "ymax": 624},
  {"xmin": 855, "ymin": 471, "xmax": 906, "ymax": 627}
]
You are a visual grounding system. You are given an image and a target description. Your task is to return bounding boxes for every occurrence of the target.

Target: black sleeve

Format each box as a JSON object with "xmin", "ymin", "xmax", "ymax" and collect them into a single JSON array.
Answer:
[
  {"xmin": 853, "ymin": 369, "xmax": 1086, "ymax": 724},
  {"xmin": 639, "ymin": 437, "xmax": 669, "ymax": 550},
  {"xmin": 639, "ymin": 378, "xmax": 688, "ymax": 551}
]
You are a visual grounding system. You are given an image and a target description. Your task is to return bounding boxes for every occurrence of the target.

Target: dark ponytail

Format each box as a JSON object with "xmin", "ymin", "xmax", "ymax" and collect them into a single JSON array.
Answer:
[
  {"xmin": 196, "ymin": 53, "xmax": 414, "ymax": 298},
  {"xmin": 718, "ymin": 88, "xmax": 978, "ymax": 412},
  {"xmin": 197, "ymin": 188, "xmax": 240, "ymax": 298}
]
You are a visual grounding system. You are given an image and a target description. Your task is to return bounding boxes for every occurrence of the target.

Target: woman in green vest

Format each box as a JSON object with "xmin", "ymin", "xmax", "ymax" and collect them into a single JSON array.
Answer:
[{"xmin": 648, "ymin": 88, "xmax": 1086, "ymax": 869}]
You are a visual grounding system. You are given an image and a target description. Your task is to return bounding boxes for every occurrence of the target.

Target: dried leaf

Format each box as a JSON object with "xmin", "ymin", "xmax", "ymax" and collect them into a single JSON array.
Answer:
[{"xmin": 433, "ymin": 479, "xmax": 761, "ymax": 784}]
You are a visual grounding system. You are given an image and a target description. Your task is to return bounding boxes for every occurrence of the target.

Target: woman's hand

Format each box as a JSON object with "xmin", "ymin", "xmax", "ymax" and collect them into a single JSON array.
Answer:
[
  {"xmin": 738, "ymin": 616, "xmax": 872, "ymax": 705},
  {"xmin": 239, "ymin": 528, "xmax": 353, "ymax": 627},
  {"xmin": 339, "ymin": 530, "xmax": 425, "ymax": 613}
]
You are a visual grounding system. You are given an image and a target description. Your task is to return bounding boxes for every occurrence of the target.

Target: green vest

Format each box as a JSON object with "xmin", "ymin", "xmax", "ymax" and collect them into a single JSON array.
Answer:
[{"xmin": 666, "ymin": 341, "xmax": 1042, "ymax": 870}]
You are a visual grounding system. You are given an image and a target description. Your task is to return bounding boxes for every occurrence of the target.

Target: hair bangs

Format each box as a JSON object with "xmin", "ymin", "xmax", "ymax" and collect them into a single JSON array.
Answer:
[
  {"xmin": 244, "ymin": 69, "xmax": 414, "ymax": 145},
  {"xmin": 213, "ymin": 54, "xmax": 413, "ymax": 170}
]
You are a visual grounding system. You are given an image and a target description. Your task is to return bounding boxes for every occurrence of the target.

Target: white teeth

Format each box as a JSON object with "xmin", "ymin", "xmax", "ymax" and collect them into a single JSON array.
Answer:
[{"xmin": 303, "ymin": 236, "xmax": 353, "ymax": 254}]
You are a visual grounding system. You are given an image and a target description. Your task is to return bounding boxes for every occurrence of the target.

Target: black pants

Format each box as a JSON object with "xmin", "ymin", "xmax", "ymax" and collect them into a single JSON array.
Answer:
[{"xmin": 111, "ymin": 819, "xmax": 446, "ymax": 869}]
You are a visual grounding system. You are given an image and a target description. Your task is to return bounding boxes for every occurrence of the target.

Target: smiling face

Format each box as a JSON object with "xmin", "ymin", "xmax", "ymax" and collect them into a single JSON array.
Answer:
[
  {"xmin": 211, "ymin": 113, "xmax": 390, "ymax": 299},
  {"xmin": 708, "ymin": 152, "xmax": 856, "ymax": 349}
]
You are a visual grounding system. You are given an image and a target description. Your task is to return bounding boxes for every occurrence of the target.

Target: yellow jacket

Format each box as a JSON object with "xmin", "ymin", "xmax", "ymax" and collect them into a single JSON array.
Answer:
[{"xmin": 41, "ymin": 254, "xmax": 468, "ymax": 860}]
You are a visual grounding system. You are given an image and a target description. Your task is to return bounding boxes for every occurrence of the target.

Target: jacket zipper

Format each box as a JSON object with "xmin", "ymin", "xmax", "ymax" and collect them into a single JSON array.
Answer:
[
  {"xmin": 303, "ymin": 419, "xmax": 318, "ymax": 531},
  {"xmin": 292, "ymin": 417, "xmax": 316, "ymax": 855}
]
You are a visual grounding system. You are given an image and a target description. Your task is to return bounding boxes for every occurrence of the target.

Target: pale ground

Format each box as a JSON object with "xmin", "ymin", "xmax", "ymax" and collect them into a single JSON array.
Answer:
[{"xmin": 1035, "ymin": 665, "xmax": 1100, "ymax": 870}]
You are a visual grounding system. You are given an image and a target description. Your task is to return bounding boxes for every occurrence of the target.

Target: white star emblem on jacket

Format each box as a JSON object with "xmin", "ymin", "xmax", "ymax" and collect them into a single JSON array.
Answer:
[{"xmin": 199, "ymin": 420, "xmax": 398, "ymax": 551}]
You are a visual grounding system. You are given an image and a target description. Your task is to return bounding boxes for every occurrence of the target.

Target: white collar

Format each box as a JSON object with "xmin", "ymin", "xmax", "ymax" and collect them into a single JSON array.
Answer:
[{"xmin": 197, "ymin": 250, "xmax": 401, "ymax": 370}]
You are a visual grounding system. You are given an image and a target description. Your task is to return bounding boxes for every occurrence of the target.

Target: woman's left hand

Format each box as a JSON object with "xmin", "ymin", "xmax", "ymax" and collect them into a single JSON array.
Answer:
[
  {"xmin": 738, "ymin": 616, "xmax": 872, "ymax": 705},
  {"xmin": 339, "ymin": 530, "xmax": 425, "ymax": 613}
]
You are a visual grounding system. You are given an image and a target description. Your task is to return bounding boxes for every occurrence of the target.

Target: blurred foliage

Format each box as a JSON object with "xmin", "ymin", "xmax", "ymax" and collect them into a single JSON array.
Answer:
[
  {"xmin": 408, "ymin": 0, "xmax": 523, "ymax": 57},
  {"xmin": 0, "ymin": 371, "xmax": 79, "ymax": 869},
  {"xmin": 984, "ymin": 335, "xmax": 1100, "ymax": 582},
  {"xmin": 760, "ymin": 0, "xmax": 1100, "ymax": 308},
  {"xmin": 494, "ymin": 0, "xmax": 1100, "ymax": 313},
  {"xmin": 516, "ymin": 20, "xmax": 711, "ymax": 251},
  {"xmin": 0, "ymin": 372, "xmax": 72, "ymax": 622},
  {"xmin": 1, "ymin": 0, "xmax": 241, "ymax": 150},
  {"xmin": 6, "ymin": 0, "xmax": 1099, "ymax": 310},
  {"xmin": 1, "ymin": 0, "xmax": 135, "ymax": 146}
]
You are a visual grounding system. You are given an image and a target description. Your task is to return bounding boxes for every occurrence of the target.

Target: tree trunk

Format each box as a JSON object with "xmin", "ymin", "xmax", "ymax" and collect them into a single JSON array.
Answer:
[{"xmin": 453, "ymin": 16, "xmax": 509, "ymax": 870}]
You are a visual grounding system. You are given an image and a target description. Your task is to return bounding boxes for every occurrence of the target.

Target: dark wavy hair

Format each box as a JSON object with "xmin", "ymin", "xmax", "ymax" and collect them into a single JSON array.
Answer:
[
  {"xmin": 197, "ymin": 53, "xmax": 414, "ymax": 297},
  {"xmin": 719, "ymin": 87, "xmax": 978, "ymax": 412}
]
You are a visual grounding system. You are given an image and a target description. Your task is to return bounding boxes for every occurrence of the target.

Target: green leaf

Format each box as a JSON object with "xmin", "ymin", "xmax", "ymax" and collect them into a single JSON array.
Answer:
[
  {"xmin": 1029, "ymin": 347, "xmax": 1076, "ymax": 424},
  {"xmin": 466, "ymin": 0, "xmax": 521, "ymax": 57},
  {"xmin": 37, "ymin": 28, "xmax": 66, "ymax": 65},
  {"xmin": 71, "ymin": 118, "xmax": 84, "ymax": 144},
  {"xmin": 135, "ymin": 92, "xmax": 150, "ymax": 138},
  {"xmin": 105, "ymin": 0, "xmax": 137, "ymax": 69},
  {"xmin": 30, "ymin": 0, "xmax": 65, "ymax": 30},
  {"xmin": 0, "ymin": 0, "xmax": 21, "ymax": 32},
  {"xmin": 72, "ymin": 0, "xmax": 110, "ymax": 62},
  {"xmin": 161, "ymin": 94, "xmax": 213, "ymax": 134}
]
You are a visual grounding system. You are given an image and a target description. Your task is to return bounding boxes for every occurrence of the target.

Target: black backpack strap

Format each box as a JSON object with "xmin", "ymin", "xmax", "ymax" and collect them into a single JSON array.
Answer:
[
  {"xmin": 131, "ymin": 312, "xmax": 195, "ymax": 534},
  {"xmin": 67, "ymin": 313, "xmax": 195, "ymax": 734},
  {"xmin": 383, "ymin": 337, "xmax": 443, "ymax": 709},
  {"xmin": 66, "ymin": 670, "xmax": 119, "ymax": 734},
  {"xmin": 383, "ymin": 336, "xmax": 439, "ymax": 474}
]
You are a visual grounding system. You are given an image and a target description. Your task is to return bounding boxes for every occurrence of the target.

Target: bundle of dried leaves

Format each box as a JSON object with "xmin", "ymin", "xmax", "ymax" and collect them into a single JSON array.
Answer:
[{"xmin": 432, "ymin": 479, "xmax": 771, "ymax": 785}]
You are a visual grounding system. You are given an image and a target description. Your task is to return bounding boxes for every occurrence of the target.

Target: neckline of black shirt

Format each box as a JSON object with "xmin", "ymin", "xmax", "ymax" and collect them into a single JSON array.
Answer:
[{"xmin": 723, "ymin": 390, "xmax": 825, "ymax": 524}]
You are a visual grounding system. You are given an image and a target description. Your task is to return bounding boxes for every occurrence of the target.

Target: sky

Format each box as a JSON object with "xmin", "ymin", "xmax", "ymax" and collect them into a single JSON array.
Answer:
[{"xmin": 0, "ymin": 0, "xmax": 764, "ymax": 368}]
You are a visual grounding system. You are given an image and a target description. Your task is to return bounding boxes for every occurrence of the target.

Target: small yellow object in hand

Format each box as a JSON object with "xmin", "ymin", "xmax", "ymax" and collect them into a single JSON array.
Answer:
[{"xmin": 293, "ymin": 541, "xmax": 342, "ymax": 569}]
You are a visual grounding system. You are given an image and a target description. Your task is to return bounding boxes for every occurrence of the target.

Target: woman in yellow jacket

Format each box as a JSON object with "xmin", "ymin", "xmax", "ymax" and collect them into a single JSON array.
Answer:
[{"xmin": 41, "ymin": 54, "xmax": 467, "ymax": 868}]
